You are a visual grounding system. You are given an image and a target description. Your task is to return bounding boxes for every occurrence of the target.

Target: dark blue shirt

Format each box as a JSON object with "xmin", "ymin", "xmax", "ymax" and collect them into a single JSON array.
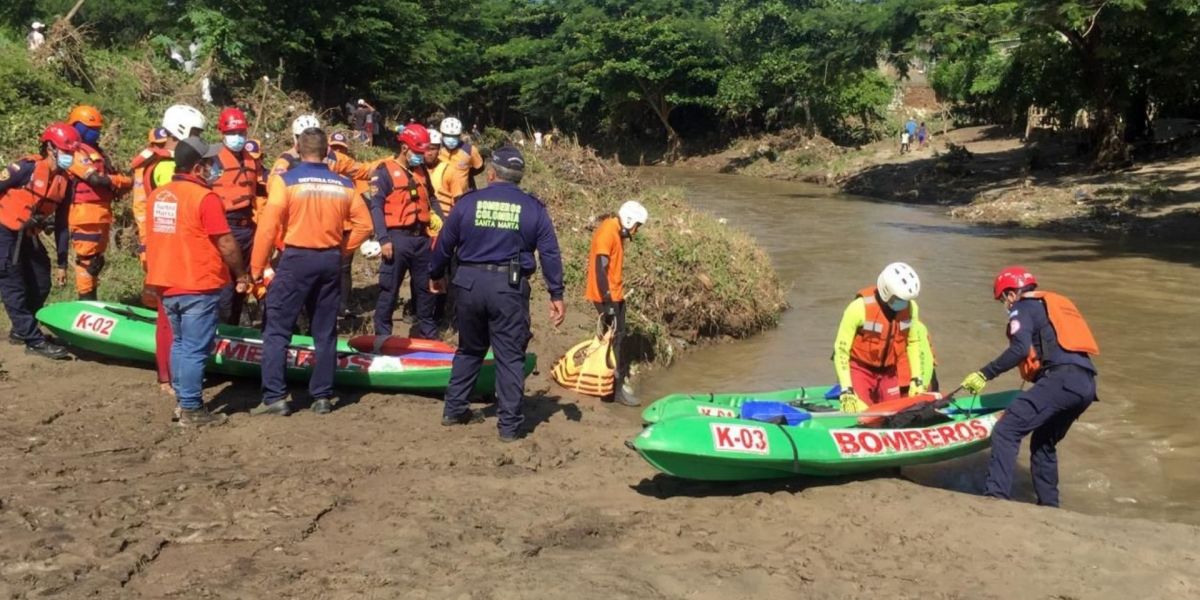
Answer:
[
  {"xmin": 430, "ymin": 181, "xmax": 564, "ymax": 300},
  {"xmin": 1, "ymin": 159, "xmax": 71, "ymax": 266},
  {"xmin": 981, "ymin": 296, "xmax": 1096, "ymax": 380}
]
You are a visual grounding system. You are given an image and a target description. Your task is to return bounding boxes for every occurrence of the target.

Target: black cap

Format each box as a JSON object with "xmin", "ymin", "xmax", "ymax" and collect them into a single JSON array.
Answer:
[
  {"xmin": 174, "ymin": 136, "xmax": 220, "ymax": 172},
  {"xmin": 491, "ymin": 145, "xmax": 525, "ymax": 171}
]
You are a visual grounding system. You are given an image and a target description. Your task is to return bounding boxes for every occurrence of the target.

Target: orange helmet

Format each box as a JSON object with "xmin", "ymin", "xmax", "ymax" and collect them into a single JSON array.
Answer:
[
  {"xmin": 67, "ymin": 105, "xmax": 104, "ymax": 129},
  {"xmin": 147, "ymin": 127, "xmax": 169, "ymax": 145}
]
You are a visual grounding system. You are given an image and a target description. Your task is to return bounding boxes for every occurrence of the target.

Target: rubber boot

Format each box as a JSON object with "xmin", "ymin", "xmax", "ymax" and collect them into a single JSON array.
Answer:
[{"xmin": 615, "ymin": 384, "xmax": 640, "ymax": 407}]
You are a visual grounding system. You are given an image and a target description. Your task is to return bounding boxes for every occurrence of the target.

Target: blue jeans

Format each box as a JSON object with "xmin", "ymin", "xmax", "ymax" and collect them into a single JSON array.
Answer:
[{"xmin": 162, "ymin": 293, "xmax": 221, "ymax": 410}]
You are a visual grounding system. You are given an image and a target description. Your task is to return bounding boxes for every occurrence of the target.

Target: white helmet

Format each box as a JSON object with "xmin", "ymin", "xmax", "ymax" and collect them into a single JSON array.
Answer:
[
  {"xmin": 429, "ymin": 130, "xmax": 443, "ymax": 146},
  {"xmin": 32, "ymin": 21, "xmax": 45, "ymax": 29},
  {"xmin": 618, "ymin": 200, "xmax": 649, "ymax": 231},
  {"xmin": 439, "ymin": 117, "xmax": 463, "ymax": 136},
  {"xmin": 292, "ymin": 114, "xmax": 321, "ymax": 137},
  {"xmin": 162, "ymin": 104, "xmax": 206, "ymax": 140},
  {"xmin": 360, "ymin": 239, "xmax": 382, "ymax": 259},
  {"xmin": 877, "ymin": 262, "xmax": 921, "ymax": 302}
]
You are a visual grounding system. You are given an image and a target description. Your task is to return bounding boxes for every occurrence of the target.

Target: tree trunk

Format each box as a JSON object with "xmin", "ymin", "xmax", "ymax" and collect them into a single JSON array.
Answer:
[
  {"xmin": 1063, "ymin": 18, "xmax": 1131, "ymax": 169},
  {"xmin": 802, "ymin": 96, "xmax": 815, "ymax": 138}
]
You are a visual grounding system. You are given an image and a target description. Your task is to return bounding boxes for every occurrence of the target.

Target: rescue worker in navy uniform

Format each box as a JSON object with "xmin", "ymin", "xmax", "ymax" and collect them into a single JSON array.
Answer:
[
  {"xmin": 961, "ymin": 267, "xmax": 1100, "ymax": 507},
  {"xmin": 0, "ymin": 123, "xmax": 79, "ymax": 360},
  {"xmin": 368, "ymin": 123, "xmax": 438, "ymax": 339},
  {"xmin": 430, "ymin": 145, "xmax": 566, "ymax": 442}
]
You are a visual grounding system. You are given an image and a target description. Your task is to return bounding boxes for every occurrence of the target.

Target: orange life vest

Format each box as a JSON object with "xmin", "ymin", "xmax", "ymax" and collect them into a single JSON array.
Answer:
[
  {"xmin": 1015, "ymin": 291, "xmax": 1100, "ymax": 382},
  {"xmin": 212, "ymin": 146, "xmax": 260, "ymax": 212},
  {"xmin": 145, "ymin": 179, "xmax": 231, "ymax": 292},
  {"xmin": 0, "ymin": 157, "xmax": 70, "ymax": 231},
  {"xmin": 71, "ymin": 142, "xmax": 116, "ymax": 204},
  {"xmin": 849, "ymin": 286, "xmax": 913, "ymax": 371},
  {"xmin": 380, "ymin": 159, "xmax": 432, "ymax": 229}
]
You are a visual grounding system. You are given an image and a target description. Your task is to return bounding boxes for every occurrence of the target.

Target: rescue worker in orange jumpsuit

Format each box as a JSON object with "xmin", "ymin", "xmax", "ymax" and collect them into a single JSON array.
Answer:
[
  {"xmin": 211, "ymin": 107, "xmax": 264, "ymax": 325},
  {"xmin": 961, "ymin": 267, "xmax": 1099, "ymax": 507},
  {"xmin": 832, "ymin": 262, "xmax": 936, "ymax": 413},
  {"xmin": 250, "ymin": 128, "xmax": 372, "ymax": 416},
  {"xmin": 0, "ymin": 123, "xmax": 80, "ymax": 359},
  {"xmin": 268, "ymin": 115, "xmax": 373, "ymax": 188},
  {"xmin": 146, "ymin": 136, "xmax": 251, "ymax": 427},
  {"xmin": 64, "ymin": 105, "xmax": 132, "ymax": 299},
  {"xmin": 584, "ymin": 201, "xmax": 648, "ymax": 407},
  {"xmin": 434, "ymin": 117, "xmax": 484, "ymax": 217},
  {"xmin": 367, "ymin": 124, "xmax": 438, "ymax": 339}
]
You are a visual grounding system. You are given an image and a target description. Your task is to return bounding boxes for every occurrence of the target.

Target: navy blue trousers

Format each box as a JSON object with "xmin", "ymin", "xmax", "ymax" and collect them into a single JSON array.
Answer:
[
  {"xmin": 373, "ymin": 230, "xmax": 437, "ymax": 339},
  {"xmin": 985, "ymin": 366, "xmax": 1096, "ymax": 507},
  {"xmin": 219, "ymin": 221, "xmax": 255, "ymax": 325},
  {"xmin": 443, "ymin": 267, "xmax": 531, "ymax": 437},
  {"xmin": 0, "ymin": 226, "xmax": 51, "ymax": 345},
  {"xmin": 261, "ymin": 247, "xmax": 341, "ymax": 403}
]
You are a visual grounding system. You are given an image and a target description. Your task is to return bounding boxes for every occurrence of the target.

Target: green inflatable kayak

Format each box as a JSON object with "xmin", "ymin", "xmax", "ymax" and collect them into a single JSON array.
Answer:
[
  {"xmin": 641, "ymin": 385, "xmax": 839, "ymax": 424},
  {"xmin": 36, "ymin": 301, "xmax": 535, "ymax": 393},
  {"xmin": 631, "ymin": 389, "xmax": 1017, "ymax": 480}
]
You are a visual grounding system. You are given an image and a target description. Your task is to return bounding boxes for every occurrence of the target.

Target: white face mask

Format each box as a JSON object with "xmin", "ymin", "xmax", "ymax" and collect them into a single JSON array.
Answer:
[
  {"xmin": 56, "ymin": 150, "xmax": 74, "ymax": 170},
  {"xmin": 224, "ymin": 134, "xmax": 247, "ymax": 152}
]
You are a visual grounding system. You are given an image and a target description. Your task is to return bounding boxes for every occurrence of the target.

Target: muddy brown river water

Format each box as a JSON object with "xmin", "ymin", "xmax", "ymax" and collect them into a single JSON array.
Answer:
[{"xmin": 640, "ymin": 168, "xmax": 1200, "ymax": 524}]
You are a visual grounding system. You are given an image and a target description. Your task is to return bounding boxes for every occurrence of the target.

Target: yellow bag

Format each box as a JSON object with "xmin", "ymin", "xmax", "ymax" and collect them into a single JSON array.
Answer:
[{"xmin": 552, "ymin": 320, "xmax": 615, "ymax": 397}]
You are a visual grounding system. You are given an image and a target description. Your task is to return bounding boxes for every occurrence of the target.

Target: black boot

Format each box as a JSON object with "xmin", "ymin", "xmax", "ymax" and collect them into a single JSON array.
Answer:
[{"xmin": 26, "ymin": 340, "xmax": 70, "ymax": 360}]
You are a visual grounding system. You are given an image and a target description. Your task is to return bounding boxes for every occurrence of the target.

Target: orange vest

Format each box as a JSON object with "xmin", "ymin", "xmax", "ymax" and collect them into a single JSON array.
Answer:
[
  {"xmin": 1015, "ymin": 291, "xmax": 1100, "ymax": 382},
  {"xmin": 130, "ymin": 147, "xmax": 170, "ymax": 249},
  {"xmin": 212, "ymin": 146, "xmax": 260, "ymax": 213},
  {"xmin": 849, "ymin": 286, "xmax": 913, "ymax": 371},
  {"xmin": 145, "ymin": 179, "xmax": 230, "ymax": 292},
  {"xmin": 381, "ymin": 159, "xmax": 432, "ymax": 229},
  {"xmin": 71, "ymin": 142, "xmax": 116, "ymax": 204},
  {"xmin": 0, "ymin": 157, "xmax": 70, "ymax": 231}
]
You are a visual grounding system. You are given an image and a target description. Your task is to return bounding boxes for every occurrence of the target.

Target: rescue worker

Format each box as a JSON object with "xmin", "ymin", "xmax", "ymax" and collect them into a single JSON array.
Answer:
[
  {"xmin": 134, "ymin": 105, "xmax": 208, "ymax": 396},
  {"xmin": 145, "ymin": 137, "xmax": 251, "ymax": 427},
  {"xmin": 367, "ymin": 124, "xmax": 438, "ymax": 339},
  {"xmin": 585, "ymin": 201, "xmax": 648, "ymax": 407},
  {"xmin": 0, "ymin": 123, "xmax": 79, "ymax": 359},
  {"xmin": 961, "ymin": 267, "xmax": 1099, "ymax": 507},
  {"xmin": 832, "ymin": 262, "xmax": 935, "ymax": 413},
  {"xmin": 329, "ymin": 131, "xmax": 376, "ymax": 317},
  {"xmin": 211, "ymin": 107, "xmax": 262, "ymax": 325},
  {"xmin": 425, "ymin": 129, "xmax": 447, "ymax": 236},
  {"xmin": 130, "ymin": 127, "xmax": 171, "ymax": 267},
  {"xmin": 65, "ymin": 105, "xmax": 132, "ymax": 299},
  {"xmin": 434, "ymin": 117, "xmax": 484, "ymax": 217},
  {"xmin": 430, "ymin": 145, "xmax": 565, "ymax": 442},
  {"xmin": 250, "ymin": 128, "xmax": 372, "ymax": 416},
  {"xmin": 269, "ymin": 115, "xmax": 373, "ymax": 187}
]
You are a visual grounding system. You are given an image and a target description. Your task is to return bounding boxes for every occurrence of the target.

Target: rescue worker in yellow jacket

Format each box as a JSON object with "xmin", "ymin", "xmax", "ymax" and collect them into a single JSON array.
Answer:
[
  {"xmin": 832, "ymin": 262, "xmax": 936, "ymax": 413},
  {"xmin": 64, "ymin": 105, "xmax": 132, "ymax": 299},
  {"xmin": 434, "ymin": 117, "xmax": 483, "ymax": 218}
]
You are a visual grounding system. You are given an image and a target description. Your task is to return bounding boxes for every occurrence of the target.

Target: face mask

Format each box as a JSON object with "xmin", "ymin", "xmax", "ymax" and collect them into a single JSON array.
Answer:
[
  {"xmin": 56, "ymin": 151, "xmax": 74, "ymax": 170},
  {"xmin": 408, "ymin": 154, "xmax": 424, "ymax": 167},
  {"xmin": 206, "ymin": 161, "xmax": 223, "ymax": 184},
  {"xmin": 224, "ymin": 134, "xmax": 247, "ymax": 152},
  {"xmin": 888, "ymin": 298, "xmax": 909, "ymax": 312},
  {"xmin": 74, "ymin": 123, "xmax": 101, "ymax": 146},
  {"xmin": 443, "ymin": 136, "xmax": 460, "ymax": 150}
]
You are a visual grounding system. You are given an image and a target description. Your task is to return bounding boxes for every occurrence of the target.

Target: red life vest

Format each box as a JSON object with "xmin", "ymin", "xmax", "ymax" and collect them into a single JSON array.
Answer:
[
  {"xmin": 1014, "ymin": 291, "xmax": 1100, "ymax": 382},
  {"xmin": 71, "ymin": 142, "xmax": 116, "ymax": 204},
  {"xmin": 381, "ymin": 159, "xmax": 432, "ymax": 229},
  {"xmin": 0, "ymin": 157, "xmax": 70, "ymax": 231},
  {"xmin": 145, "ymin": 179, "xmax": 230, "ymax": 292},
  {"xmin": 212, "ymin": 146, "xmax": 260, "ymax": 212},
  {"xmin": 849, "ymin": 286, "xmax": 913, "ymax": 371}
]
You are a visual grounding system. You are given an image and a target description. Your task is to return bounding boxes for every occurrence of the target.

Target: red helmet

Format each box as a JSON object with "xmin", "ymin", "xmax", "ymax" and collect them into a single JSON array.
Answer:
[
  {"xmin": 217, "ymin": 107, "xmax": 249, "ymax": 133},
  {"xmin": 993, "ymin": 266, "xmax": 1037, "ymax": 299},
  {"xmin": 41, "ymin": 122, "xmax": 81, "ymax": 152},
  {"xmin": 398, "ymin": 124, "xmax": 430, "ymax": 153}
]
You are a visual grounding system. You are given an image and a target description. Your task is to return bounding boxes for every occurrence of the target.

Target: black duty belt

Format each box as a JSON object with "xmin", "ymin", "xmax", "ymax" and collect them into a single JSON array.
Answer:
[
  {"xmin": 284, "ymin": 245, "xmax": 340, "ymax": 252},
  {"xmin": 460, "ymin": 262, "xmax": 513, "ymax": 273}
]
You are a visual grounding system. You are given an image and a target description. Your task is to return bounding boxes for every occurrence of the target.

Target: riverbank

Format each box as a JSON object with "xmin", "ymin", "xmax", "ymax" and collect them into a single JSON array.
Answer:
[{"xmin": 680, "ymin": 123, "xmax": 1200, "ymax": 240}]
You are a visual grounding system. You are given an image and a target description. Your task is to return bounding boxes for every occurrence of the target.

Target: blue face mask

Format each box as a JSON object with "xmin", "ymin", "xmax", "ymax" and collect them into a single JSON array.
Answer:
[
  {"xmin": 443, "ymin": 136, "xmax": 460, "ymax": 150},
  {"xmin": 224, "ymin": 134, "xmax": 247, "ymax": 152},
  {"xmin": 56, "ymin": 151, "xmax": 74, "ymax": 170},
  {"xmin": 888, "ymin": 298, "xmax": 910, "ymax": 312},
  {"xmin": 74, "ymin": 123, "xmax": 101, "ymax": 146},
  {"xmin": 408, "ymin": 154, "xmax": 424, "ymax": 167},
  {"xmin": 207, "ymin": 161, "xmax": 223, "ymax": 184}
]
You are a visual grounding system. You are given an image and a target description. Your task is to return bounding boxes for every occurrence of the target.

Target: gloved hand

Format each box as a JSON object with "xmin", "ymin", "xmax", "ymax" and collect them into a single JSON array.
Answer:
[
  {"xmin": 109, "ymin": 173, "xmax": 133, "ymax": 192},
  {"xmin": 908, "ymin": 380, "xmax": 927, "ymax": 397},
  {"xmin": 961, "ymin": 371, "xmax": 988, "ymax": 395},
  {"xmin": 428, "ymin": 213, "xmax": 443, "ymax": 237},
  {"xmin": 839, "ymin": 390, "xmax": 869, "ymax": 414}
]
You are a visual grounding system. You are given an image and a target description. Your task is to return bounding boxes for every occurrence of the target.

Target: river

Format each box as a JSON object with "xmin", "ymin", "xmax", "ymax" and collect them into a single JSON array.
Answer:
[{"xmin": 639, "ymin": 168, "xmax": 1200, "ymax": 525}]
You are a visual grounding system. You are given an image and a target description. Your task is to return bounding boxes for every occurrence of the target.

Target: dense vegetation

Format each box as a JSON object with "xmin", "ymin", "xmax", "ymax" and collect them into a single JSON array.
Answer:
[{"xmin": 3, "ymin": 0, "xmax": 1199, "ymax": 164}]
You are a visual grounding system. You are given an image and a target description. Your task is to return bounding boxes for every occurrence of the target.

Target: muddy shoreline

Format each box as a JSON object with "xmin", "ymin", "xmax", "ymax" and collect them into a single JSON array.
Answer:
[{"xmin": 678, "ymin": 124, "xmax": 1200, "ymax": 242}]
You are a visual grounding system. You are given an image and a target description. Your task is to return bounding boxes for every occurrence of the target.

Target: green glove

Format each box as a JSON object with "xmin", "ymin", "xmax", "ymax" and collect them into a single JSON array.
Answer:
[
  {"xmin": 839, "ymin": 390, "xmax": 869, "ymax": 414},
  {"xmin": 961, "ymin": 371, "xmax": 988, "ymax": 395}
]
